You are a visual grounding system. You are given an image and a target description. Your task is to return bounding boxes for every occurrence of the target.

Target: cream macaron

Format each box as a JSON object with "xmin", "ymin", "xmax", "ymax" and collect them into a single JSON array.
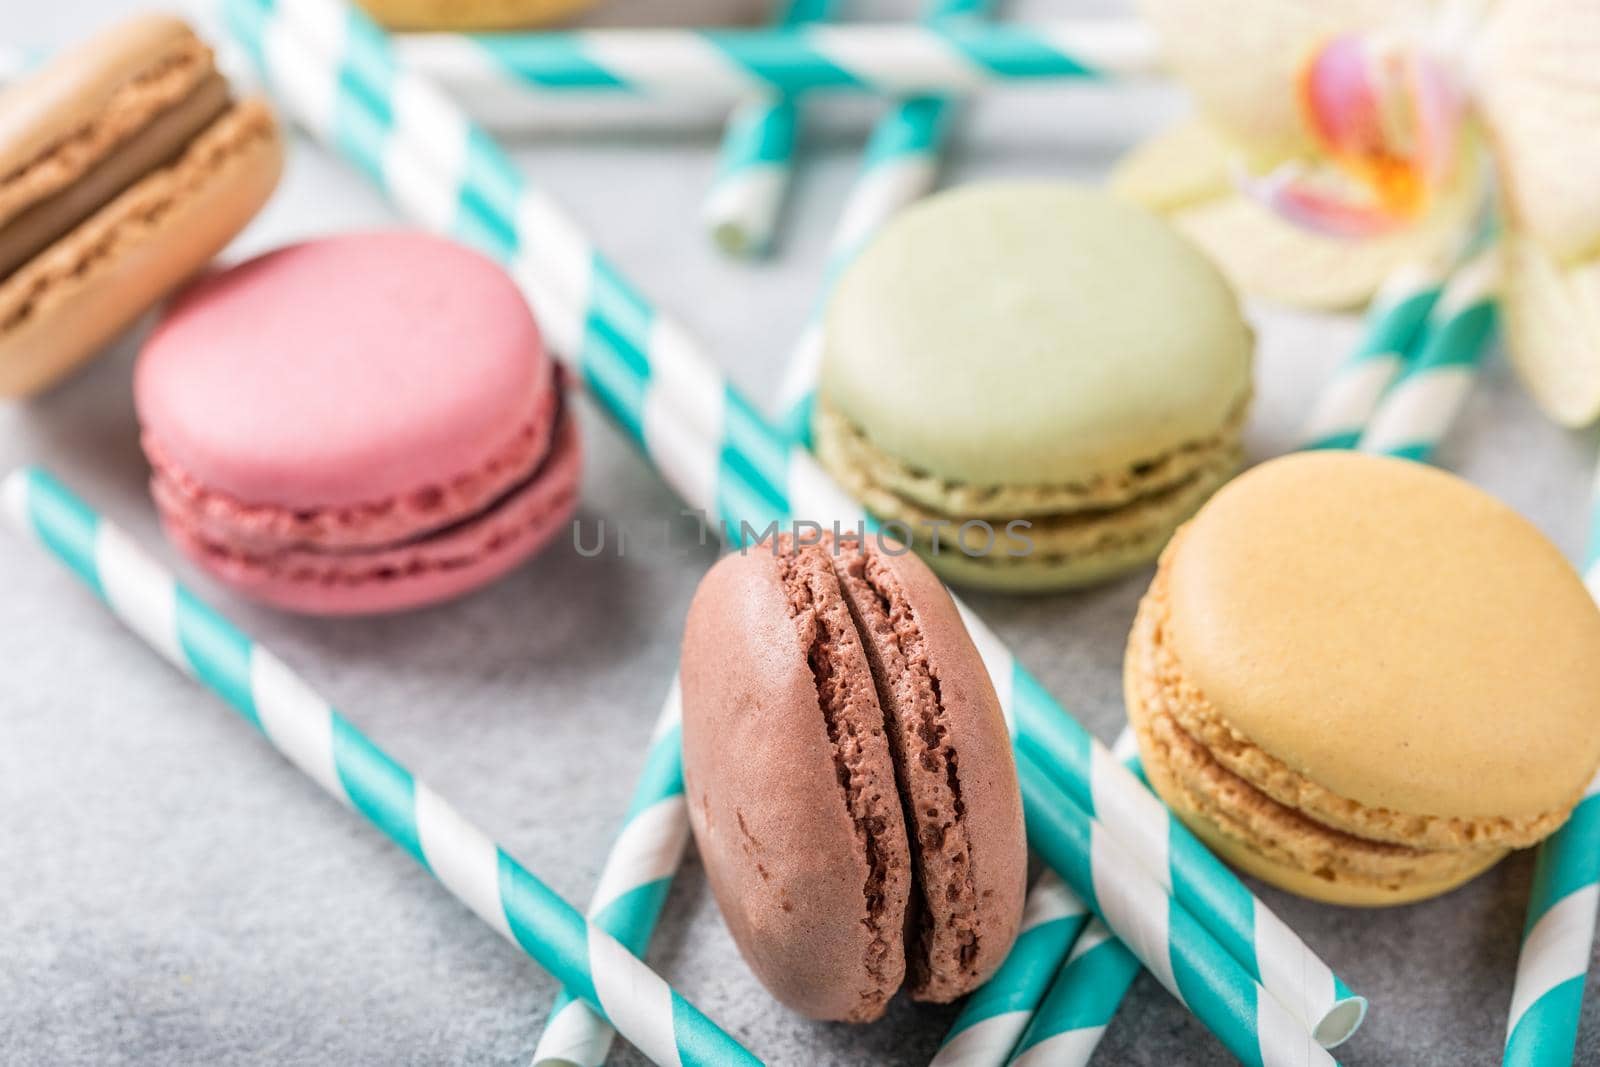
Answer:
[
  {"xmin": 813, "ymin": 182, "xmax": 1253, "ymax": 593},
  {"xmin": 1127, "ymin": 451, "xmax": 1600, "ymax": 905}
]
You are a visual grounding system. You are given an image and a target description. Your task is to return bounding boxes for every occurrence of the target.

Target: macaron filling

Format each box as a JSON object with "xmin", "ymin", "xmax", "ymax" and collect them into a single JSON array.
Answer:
[
  {"xmin": 776, "ymin": 534, "xmax": 994, "ymax": 1009},
  {"xmin": 777, "ymin": 540, "xmax": 911, "ymax": 1018},
  {"xmin": 833, "ymin": 545, "xmax": 985, "ymax": 1001}
]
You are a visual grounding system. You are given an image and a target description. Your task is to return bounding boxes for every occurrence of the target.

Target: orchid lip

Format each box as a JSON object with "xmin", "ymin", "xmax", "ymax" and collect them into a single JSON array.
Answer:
[
  {"xmin": 1236, "ymin": 161, "xmax": 1411, "ymax": 239},
  {"xmin": 1245, "ymin": 30, "xmax": 1469, "ymax": 238}
]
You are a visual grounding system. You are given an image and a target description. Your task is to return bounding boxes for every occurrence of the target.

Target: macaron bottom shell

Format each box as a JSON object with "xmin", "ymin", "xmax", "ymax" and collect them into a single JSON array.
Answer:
[
  {"xmin": 1160, "ymin": 799, "xmax": 1508, "ymax": 908},
  {"xmin": 811, "ymin": 389, "xmax": 1246, "ymax": 594},
  {"xmin": 158, "ymin": 406, "xmax": 580, "ymax": 615}
]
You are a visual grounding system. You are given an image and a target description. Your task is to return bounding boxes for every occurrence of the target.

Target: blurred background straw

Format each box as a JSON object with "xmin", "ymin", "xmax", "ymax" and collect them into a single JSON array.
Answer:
[{"xmin": 702, "ymin": 0, "xmax": 837, "ymax": 257}]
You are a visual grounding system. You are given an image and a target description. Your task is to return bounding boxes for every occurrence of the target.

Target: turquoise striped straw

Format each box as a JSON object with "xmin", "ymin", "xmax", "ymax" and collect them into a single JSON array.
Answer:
[
  {"xmin": 991, "ymin": 647, "xmax": 1363, "ymax": 1048},
  {"xmin": 531, "ymin": 683, "xmax": 689, "ymax": 1067},
  {"xmin": 1005, "ymin": 918, "xmax": 1140, "ymax": 1066},
  {"xmin": 222, "ymin": 0, "xmax": 1360, "ymax": 1050},
  {"xmin": 1013, "ymin": 751, "xmax": 1336, "ymax": 1067},
  {"xmin": 1504, "ymin": 773, "xmax": 1600, "ymax": 1066},
  {"xmin": 1502, "ymin": 456, "xmax": 1600, "ymax": 1065},
  {"xmin": 774, "ymin": 0, "xmax": 997, "ymax": 448},
  {"xmin": 1, "ymin": 467, "xmax": 761, "ymax": 1067},
  {"xmin": 703, "ymin": 0, "xmax": 837, "ymax": 258},
  {"xmin": 1300, "ymin": 262, "xmax": 1448, "ymax": 451},
  {"xmin": 1001, "ymin": 729, "xmax": 1146, "ymax": 1066},
  {"xmin": 1358, "ymin": 248, "xmax": 1501, "ymax": 461},
  {"xmin": 397, "ymin": 21, "xmax": 1159, "ymax": 106},
  {"xmin": 930, "ymin": 871, "xmax": 1091, "ymax": 1066}
]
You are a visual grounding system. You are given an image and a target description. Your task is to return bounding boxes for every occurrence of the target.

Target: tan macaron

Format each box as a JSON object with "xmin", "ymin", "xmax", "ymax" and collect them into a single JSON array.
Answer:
[
  {"xmin": 1126, "ymin": 452, "xmax": 1600, "ymax": 905},
  {"xmin": 355, "ymin": 0, "xmax": 597, "ymax": 30},
  {"xmin": 0, "ymin": 15, "xmax": 282, "ymax": 397}
]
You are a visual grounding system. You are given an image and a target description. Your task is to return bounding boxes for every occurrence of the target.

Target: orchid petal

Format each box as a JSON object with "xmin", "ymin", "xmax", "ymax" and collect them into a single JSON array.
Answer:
[
  {"xmin": 1114, "ymin": 121, "xmax": 1484, "ymax": 309},
  {"xmin": 1477, "ymin": 0, "xmax": 1600, "ymax": 264},
  {"xmin": 1500, "ymin": 230, "xmax": 1600, "ymax": 426},
  {"xmin": 1107, "ymin": 118, "xmax": 1233, "ymax": 212}
]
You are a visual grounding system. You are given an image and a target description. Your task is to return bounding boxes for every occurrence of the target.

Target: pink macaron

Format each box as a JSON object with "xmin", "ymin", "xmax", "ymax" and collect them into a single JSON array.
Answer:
[{"xmin": 135, "ymin": 230, "xmax": 580, "ymax": 614}]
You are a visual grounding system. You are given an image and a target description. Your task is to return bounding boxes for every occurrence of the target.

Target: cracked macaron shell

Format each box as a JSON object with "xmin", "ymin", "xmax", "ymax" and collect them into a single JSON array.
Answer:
[{"xmin": 680, "ymin": 536, "xmax": 1025, "ymax": 1021}]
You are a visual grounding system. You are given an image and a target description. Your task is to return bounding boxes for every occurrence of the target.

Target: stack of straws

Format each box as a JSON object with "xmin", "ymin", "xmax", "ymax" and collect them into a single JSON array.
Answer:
[{"xmin": 6, "ymin": 2, "xmax": 1597, "ymax": 1065}]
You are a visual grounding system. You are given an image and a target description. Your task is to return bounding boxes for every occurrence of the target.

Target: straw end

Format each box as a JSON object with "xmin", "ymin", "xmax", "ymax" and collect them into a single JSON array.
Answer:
[{"xmin": 1314, "ymin": 994, "xmax": 1369, "ymax": 1048}]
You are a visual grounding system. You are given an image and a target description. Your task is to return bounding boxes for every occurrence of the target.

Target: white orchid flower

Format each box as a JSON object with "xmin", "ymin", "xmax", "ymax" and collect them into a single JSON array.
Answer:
[{"xmin": 1113, "ymin": 0, "xmax": 1600, "ymax": 425}]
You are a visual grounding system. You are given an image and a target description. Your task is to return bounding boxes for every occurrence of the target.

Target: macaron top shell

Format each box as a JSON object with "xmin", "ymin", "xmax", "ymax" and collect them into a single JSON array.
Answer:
[
  {"xmin": 135, "ymin": 231, "xmax": 549, "ymax": 509},
  {"xmin": 820, "ymin": 182, "xmax": 1252, "ymax": 487},
  {"xmin": 1165, "ymin": 451, "xmax": 1600, "ymax": 821}
]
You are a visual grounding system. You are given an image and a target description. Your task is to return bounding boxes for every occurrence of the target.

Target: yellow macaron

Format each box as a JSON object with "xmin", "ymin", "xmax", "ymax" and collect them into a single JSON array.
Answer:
[
  {"xmin": 355, "ymin": 0, "xmax": 597, "ymax": 30},
  {"xmin": 1126, "ymin": 451, "xmax": 1600, "ymax": 905}
]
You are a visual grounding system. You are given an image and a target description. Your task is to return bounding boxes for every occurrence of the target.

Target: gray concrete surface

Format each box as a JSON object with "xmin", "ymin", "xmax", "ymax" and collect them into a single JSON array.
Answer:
[{"xmin": 3, "ymin": 1, "xmax": 1598, "ymax": 1063}]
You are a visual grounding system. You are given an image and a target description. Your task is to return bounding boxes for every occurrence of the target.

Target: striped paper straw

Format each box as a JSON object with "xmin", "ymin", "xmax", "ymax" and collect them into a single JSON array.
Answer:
[
  {"xmin": 1006, "ymin": 918, "xmax": 1140, "ymax": 1066},
  {"xmin": 396, "ymin": 21, "xmax": 1160, "ymax": 106},
  {"xmin": 702, "ymin": 0, "xmax": 837, "ymax": 258},
  {"xmin": 1014, "ymin": 750, "xmax": 1337, "ymax": 1067},
  {"xmin": 222, "ymin": 1, "xmax": 1360, "ymax": 1049},
  {"xmin": 1504, "ymin": 772, "xmax": 1600, "ymax": 1066},
  {"xmin": 931, "ymin": 870, "xmax": 1091, "ymax": 1067},
  {"xmin": 532, "ymin": 682, "xmax": 690, "ymax": 1067},
  {"xmin": 774, "ymin": 0, "xmax": 996, "ymax": 447},
  {"xmin": 1300, "ymin": 262, "xmax": 1448, "ymax": 451},
  {"xmin": 1000, "ymin": 726, "xmax": 1145, "ymax": 1067},
  {"xmin": 1358, "ymin": 248, "xmax": 1501, "ymax": 461},
  {"xmin": 1502, "ymin": 456, "xmax": 1600, "ymax": 1065},
  {"xmin": 1, "ymin": 467, "xmax": 760, "ymax": 1067},
  {"xmin": 982, "ymin": 625, "xmax": 1365, "ymax": 1048}
]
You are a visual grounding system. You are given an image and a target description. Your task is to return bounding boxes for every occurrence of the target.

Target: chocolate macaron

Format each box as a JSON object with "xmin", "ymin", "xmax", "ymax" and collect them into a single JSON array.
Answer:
[
  {"xmin": 680, "ymin": 533, "xmax": 1026, "ymax": 1021},
  {"xmin": 0, "ymin": 15, "xmax": 282, "ymax": 397},
  {"xmin": 1127, "ymin": 452, "xmax": 1600, "ymax": 905}
]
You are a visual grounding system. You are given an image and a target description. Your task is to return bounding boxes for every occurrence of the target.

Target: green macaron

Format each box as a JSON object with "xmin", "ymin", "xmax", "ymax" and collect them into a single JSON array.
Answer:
[{"xmin": 813, "ymin": 181, "xmax": 1254, "ymax": 592}]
